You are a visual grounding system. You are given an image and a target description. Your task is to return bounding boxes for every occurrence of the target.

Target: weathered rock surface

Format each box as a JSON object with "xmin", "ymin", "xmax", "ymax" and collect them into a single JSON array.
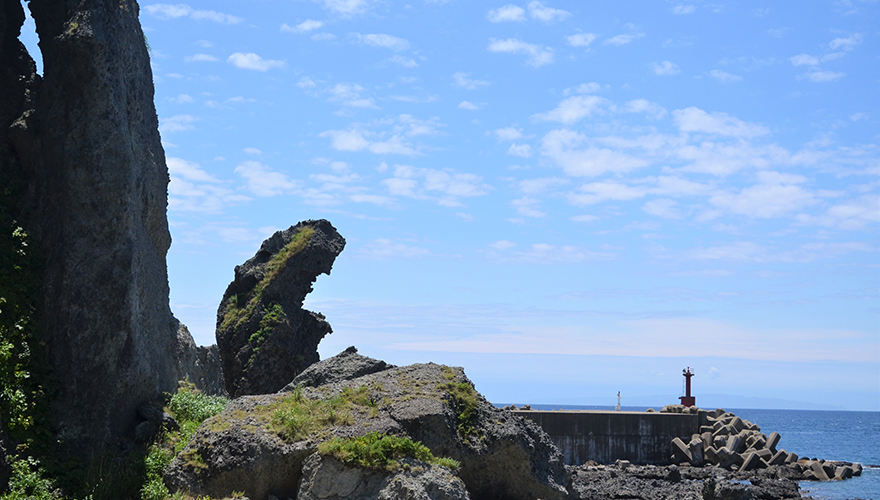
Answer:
[
  {"xmin": 297, "ymin": 454, "xmax": 470, "ymax": 500},
  {"xmin": 164, "ymin": 350, "xmax": 568, "ymax": 500},
  {"xmin": 0, "ymin": 0, "xmax": 201, "ymax": 459},
  {"xmin": 567, "ymin": 462, "xmax": 802, "ymax": 500},
  {"xmin": 173, "ymin": 321, "xmax": 226, "ymax": 396},
  {"xmin": 283, "ymin": 345, "xmax": 393, "ymax": 390},
  {"xmin": 216, "ymin": 219, "xmax": 345, "ymax": 397}
]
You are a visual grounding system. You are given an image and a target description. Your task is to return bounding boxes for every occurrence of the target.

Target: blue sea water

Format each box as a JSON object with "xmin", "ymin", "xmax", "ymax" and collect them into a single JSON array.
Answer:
[{"xmin": 519, "ymin": 405, "xmax": 879, "ymax": 500}]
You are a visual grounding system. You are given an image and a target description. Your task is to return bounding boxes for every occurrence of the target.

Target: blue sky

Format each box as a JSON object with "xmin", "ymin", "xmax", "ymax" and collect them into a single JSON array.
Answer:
[{"xmin": 21, "ymin": 0, "xmax": 880, "ymax": 410}]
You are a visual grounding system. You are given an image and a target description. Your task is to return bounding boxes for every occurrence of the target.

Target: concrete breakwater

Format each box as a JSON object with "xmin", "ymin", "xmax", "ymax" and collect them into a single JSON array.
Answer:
[
  {"xmin": 512, "ymin": 409, "xmax": 698, "ymax": 465},
  {"xmin": 513, "ymin": 405, "xmax": 863, "ymax": 484}
]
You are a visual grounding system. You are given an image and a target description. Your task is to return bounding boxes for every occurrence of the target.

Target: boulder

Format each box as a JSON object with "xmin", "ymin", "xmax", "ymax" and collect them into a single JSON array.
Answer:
[
  {"xmin": 296, "ymin": 454, "xmax": 470, "ymax": 500},
  {"xmin": 284, "ymin": 346, "xmax": 393, "ymax": 390},
  {"xmin": 3, "ymin": 0, "xmax": 195, "ymax": 459},
  {"xmin": 164, "ymin": 353, "xmax": 568, "ymax": 500},
  {"xmin": 216, "ymin": 220, "xmax": 346, "ymax": 397}
]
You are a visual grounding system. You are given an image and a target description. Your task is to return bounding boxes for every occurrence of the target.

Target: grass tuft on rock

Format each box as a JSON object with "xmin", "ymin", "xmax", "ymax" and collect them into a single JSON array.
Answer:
[
  {"xmin": 438, "ymin": 368, "xmax": 478, "ymax": 438},
  {"xmin": 219, "ymin": 226, "xmax": 314, "ymax": 332},
  {"xmin": 318, "ymin": 432, "xmax": 459, "ymax": 472},
  {"xmin": 269, "ymin": 385, "xmax": 378, "ymax": 442}
]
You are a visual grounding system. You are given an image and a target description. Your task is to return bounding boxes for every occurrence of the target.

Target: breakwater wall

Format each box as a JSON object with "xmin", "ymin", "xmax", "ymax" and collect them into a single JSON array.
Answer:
[{"xmin": 513, "ymin": 410, "xmax": 699, "ymax": 465}]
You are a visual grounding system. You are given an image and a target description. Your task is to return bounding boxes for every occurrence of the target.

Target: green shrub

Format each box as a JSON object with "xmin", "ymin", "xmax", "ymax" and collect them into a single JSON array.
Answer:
[
  {"xmin": 269, "ymin": 385, "xmax": 380, "ymax": 442},
  {"xmin": 167, "ymin": 382, "xmax": 229, "ymax": 425},
  {"xmin": 318, "ymin": 432, "xmax": 459, "ymax": 471},
  {"xmin": 1, "ymin": 457, "xmax": 58, "ymax": 500},
  {"xmin": 438, "ymin": 378, "xmax": 478, "ymax": 438}
]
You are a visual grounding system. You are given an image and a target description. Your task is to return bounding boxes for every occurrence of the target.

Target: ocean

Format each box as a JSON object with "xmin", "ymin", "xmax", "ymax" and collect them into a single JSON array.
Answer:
[{"xmin": 521, "ymin": 405, "xmax": 879, "ymax": 500}]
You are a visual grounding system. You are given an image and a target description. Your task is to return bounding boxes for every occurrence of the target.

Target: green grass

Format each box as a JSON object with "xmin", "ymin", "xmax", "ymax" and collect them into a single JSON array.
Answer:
[
  {"xmin": 318, "ymin": 432, "xmax": 459, "ymax": 472},
  {"xmin": 139, "ymin": 383, "xmax": 229, "ymax": 500},
  {"xmin": 437, "ymin": 368, "xmax": 478, "ymax": 438},
  {"xmin": 269, "ymin": 385, "xmax": 378, "ymax": 442},
  {"xmin": 219, "ymin": 226, "xmax": 314, "ymax": 332}
]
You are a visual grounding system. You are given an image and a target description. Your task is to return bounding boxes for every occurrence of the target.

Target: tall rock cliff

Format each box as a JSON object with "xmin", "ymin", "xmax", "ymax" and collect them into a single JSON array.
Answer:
[{"xmin": 0, "ymin": 0, "xmax": 209, "ymax": 458}]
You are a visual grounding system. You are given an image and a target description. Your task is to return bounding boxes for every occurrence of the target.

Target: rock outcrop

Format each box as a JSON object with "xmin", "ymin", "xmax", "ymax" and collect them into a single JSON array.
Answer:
[
  {"xmin": 1, "ymin": 0, "xmax": 220, "ymax": 459},
  {"xmin": 173, "ymin": 321, "xmax": 226, "ymax": 396},
  {"xmin": 216, "ymin": 220, "xmax": 345, "ymax": 397},
  {"xmin": 297, "ymin": 454, "xmax": 470, "ymax": 500},
  {"xmin": 163, "ymin": 348, "xmax": 568, "ymax": 500}
]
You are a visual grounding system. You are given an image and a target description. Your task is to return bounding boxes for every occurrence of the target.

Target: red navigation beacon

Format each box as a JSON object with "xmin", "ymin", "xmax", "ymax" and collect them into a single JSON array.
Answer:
[{"xmin": 679, "ymin": 367, "xmax": 696, "ymax": 407}]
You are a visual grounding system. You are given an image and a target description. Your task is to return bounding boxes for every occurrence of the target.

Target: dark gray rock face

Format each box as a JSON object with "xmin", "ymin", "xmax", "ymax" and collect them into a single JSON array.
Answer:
[
  {"xmin": 1, "ymin": 0, "xmax": 200, "ymax": 458},
  {"xmin": 297, "ymin": 454, "xmax": 471, "ymax": 500},
  {"xmin": 173, "ymin": 321, "xmax": 226, "ymax": 396},
  {"xmin": 216, "ymin": 219, "xmax": 345, "ymax": 397},
  {"xmin": 164, "ymin": 352, "xmax": 568, "ymax": 500},
  {"xmin": 283, "ymin": 345, "xmax": 393, "ymax": 390}
]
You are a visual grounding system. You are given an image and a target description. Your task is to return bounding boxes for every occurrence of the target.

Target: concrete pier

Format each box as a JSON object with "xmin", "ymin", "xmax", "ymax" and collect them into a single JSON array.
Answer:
[{"xmin": 514, "ymin": 410, "xmax": 699, "ymax": 465}]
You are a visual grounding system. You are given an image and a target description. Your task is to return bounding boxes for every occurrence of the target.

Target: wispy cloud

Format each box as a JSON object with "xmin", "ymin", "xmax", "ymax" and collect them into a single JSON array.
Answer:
[
  {"xmin": 145, "ymin": 4, "xmax": 243, "ymax": 24},
  {"xmin": 488, "ymin": 38, "xmax": 554, "ymax": 67},
  {"xmin": 566, "ymin": 33, "xmax": 597, "ymax": 47},
  {"xmin": 281, "ymin": 20, "xmax": 325, "ymax": 33},
  {"xmin": 487, "ymin": 4, "xmax": 526, "ymax": 22},
  {"xmin": 651, "ymin": 60, "xmax": 680, "ymax": 75},
  {"xmin": 234, "ymin": 161, "xmax": 301, "ymax": 196},
  {"xmin": 452, "ymin": 72, "xmax": 490, "ymax": 89},
  {"xmin": 352, "ymin": 33, "xmax": 410, "ymax": 51},
  {"xmin": 227, "ymin": 52, "xmax": 284, "ymax": 71}
]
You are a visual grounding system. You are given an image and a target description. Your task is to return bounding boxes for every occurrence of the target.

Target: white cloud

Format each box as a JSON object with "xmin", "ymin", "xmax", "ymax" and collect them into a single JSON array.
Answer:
[
  {"xmin": 624, "ymin": 99, "xmax": 667, "ymax": 119},
  {"xmin": 796, "ymin": 194, "xmax": 880, "ymax": 230},
  {"xmin": 167, "ymin": 157, "xmax": 221, "ymax": 183},
  {"xmin": 243, "ymin": 147, "xmax": 262, "ymax": 155},
  {"xmin": 159, "ymin": 114, "xmax": 197, "ymax": 133},
  {"xmin": 512, "ymin": 197, "xmax": 545, "ymax": 217},
  {"xmin": 489, "ymin": 240, "xmax": 517, "ymax": 250},
  {"xmin": 803, "ymin": 70, "xmax": 845, "ymax": 82},
  {"xmin": 313, "ymin": 0, "xmax": 372, "ymax": 16},
  {"xmin": 672, "ymin": 5, "xmax": 696, "ymax": 14},
  {"xmin": 568, "ymin": 181, "xmax": 647, "ymax": 206},
  {"xmin": 508, "ymin": 144, "xmax": 532, "ymax": 157},
  {"xmin": 234, "ymin": 161, "xmax": 300, "ymax": 196},
  {"xmin": 457, "ymin": 101, "xmax": 480, "ymax": 110},
  {"xmin": 532, "ymin": 95, "xmax": 609, "ymax": 124},
  {"xmin": 382, "ymin": 164, "xmax": 491, "ymax": 206},
  {"xmin": 357, "ymin": 238, "xmax": 431, "ymax": 259},
  {"xmin": 325, "ymin": 83, "xmax": 378, "ymax": 108},
  {"xmin": 298, "ymin": 76, "xmax": 317, "ymax": 88},
  {"xmin": 452, "ymin": 72, "xmax": 490, "ymax": 89},
  {"xmin": 312, "ymin": 33, "xmax": 337, "ymax": 41},
  {"xmin": 518, "ymin": 177, "xmax": 568, "ymax": 194},
  {"xmin": 708, "ymin": 69, "xmax": 742, "ymax": 83},
  {"xmin": 603, "ymin": 32, "xmax": 645, "ymax": 46},
  {"xmin": 710, "ymin": 176, "xmax": 817, "ymax": 218},
  {"xmin": 487, "ymin": 5, "xmax": 526, "ymax": 22},
  {"xmin": 828, "ymin": 33, "xmax": 862, "ymax": 50},
  {"xmin": 541, "ymin": 129, "xmax": 650, "ymax": 177},
  {"xmin": 185, "ymin": 53, "xmax": 218, "ymax": 62},
  {"xmin": 227, "ymin": 52, "xmax": 284, "ymax": 71},
  {"xmin": 493, "ymin": 127, "xmax": 524, "ymax": 141},
  {"xmin": 390, "ymin": 55, "xmax": 418, "ymax": 67},
  {"xmin": 789, "ymin": 54, "xmax": 819, "ymax": 66},
  {"xmin": 225, "ymin": 96, "xmax": 256, "ymax": 103},
  {"xmin": 320, "ymin": 129, "xmax": 418, "ymax": 156},
  {"xmin": 145, "ymin": 4, "xmax": 243, "ymax": 24},
  {"xmin": 566, "ymin": 33, "xmax": 597, "ymax": 47},
  {"xmin": 527, "ymin": 1, "xmax": 571, "ymax": 22},
  {"xmin": 353, "ymin": 33, "xmax": 410, "ymax": 51},
  {"xmin": 488, "ymin": 38, "xmax": 554, "ymax": 67},
  {"xmin": 651, "ymin": 60, "xmax": 680, "ymax": 75},
  {"xmin": 643, "ymin": 199, "xmax": 683, "ymax": 218},
  {"xmin": 169, "ymin": 94, "xmax": 193, "ymax": 104},
  {"xmin": 281, "ymin": 19, "xmax": 325, "ymax": 33},
  {"xmin": 565, "ymin": 82, "xmax": 602, "ymax": 95},
  {"xmin": 673, "ymin": 107, "xmax": 769, "ymax": 138}
]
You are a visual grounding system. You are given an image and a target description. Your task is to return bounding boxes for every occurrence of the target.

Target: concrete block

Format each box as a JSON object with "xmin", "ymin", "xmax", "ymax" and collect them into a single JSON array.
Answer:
[
  {"xmin": 785, "ymin": 452, "xmax": 798, "ymax": 464},
  {"xmin": 766, "ymin": 432, "xmax": 780, "ymax": 453},
  {"xmin": 701, "ymin": 432, "xmax": 713, "ymax": 451},
  {"xmin": 672, "ymin": 437, "xmax": 692, "ymax": 464},
  {"xmin": 712, "ymin": 420, "xmax": 724, "ymax": 432},
  {"xmin": 810, "ymin": 461, "xmax": 830, "ymax": 481},
  {"xmin": 822, "ymin": 462, "xmax": 835, "ymax": 479},
  {"xmin": 700, "ymin": 425, "xmax": 714, "ymax": 434},
  {"xmin": 725, "ymin": 433, "xmax": 744, "ymax": 454},
  {"xmin": 754, "ymin": 448, "xmax": 772, "ymax": 461},
  {"xmin": 705, "ymin": 446, "xmax": 720, "ymax": 466},
  {"xmin": 713, "ymin": 434, "xmax": 727, "ymax": 449},
  {"xmin": 688, "ymin": 436, "xmax": 704, "ymax": 466},
  {"xmin": 853, "ymin": 463, "xmax": 862, "ymax": 476},
  {"xmin": 715, "ymin": 447, "xmax": 737, "ymax": 470},
  {"xmin": 835, "ymin": 466, "xmax": 853, "ymax": 480},
  {"xmin": 729, "ymin": 416, "xmax": 745, "ymax": 433},
  {"xmin": 749, "ymin": 435, "xmax": 767, "ymax": 451},
  {"xmin": 741, "ymin": 452, "xmax": 762, "ymax": 472},
  {"xmin": 769, "ymin": 450, "xmax": 787, "ymax": 466}
]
